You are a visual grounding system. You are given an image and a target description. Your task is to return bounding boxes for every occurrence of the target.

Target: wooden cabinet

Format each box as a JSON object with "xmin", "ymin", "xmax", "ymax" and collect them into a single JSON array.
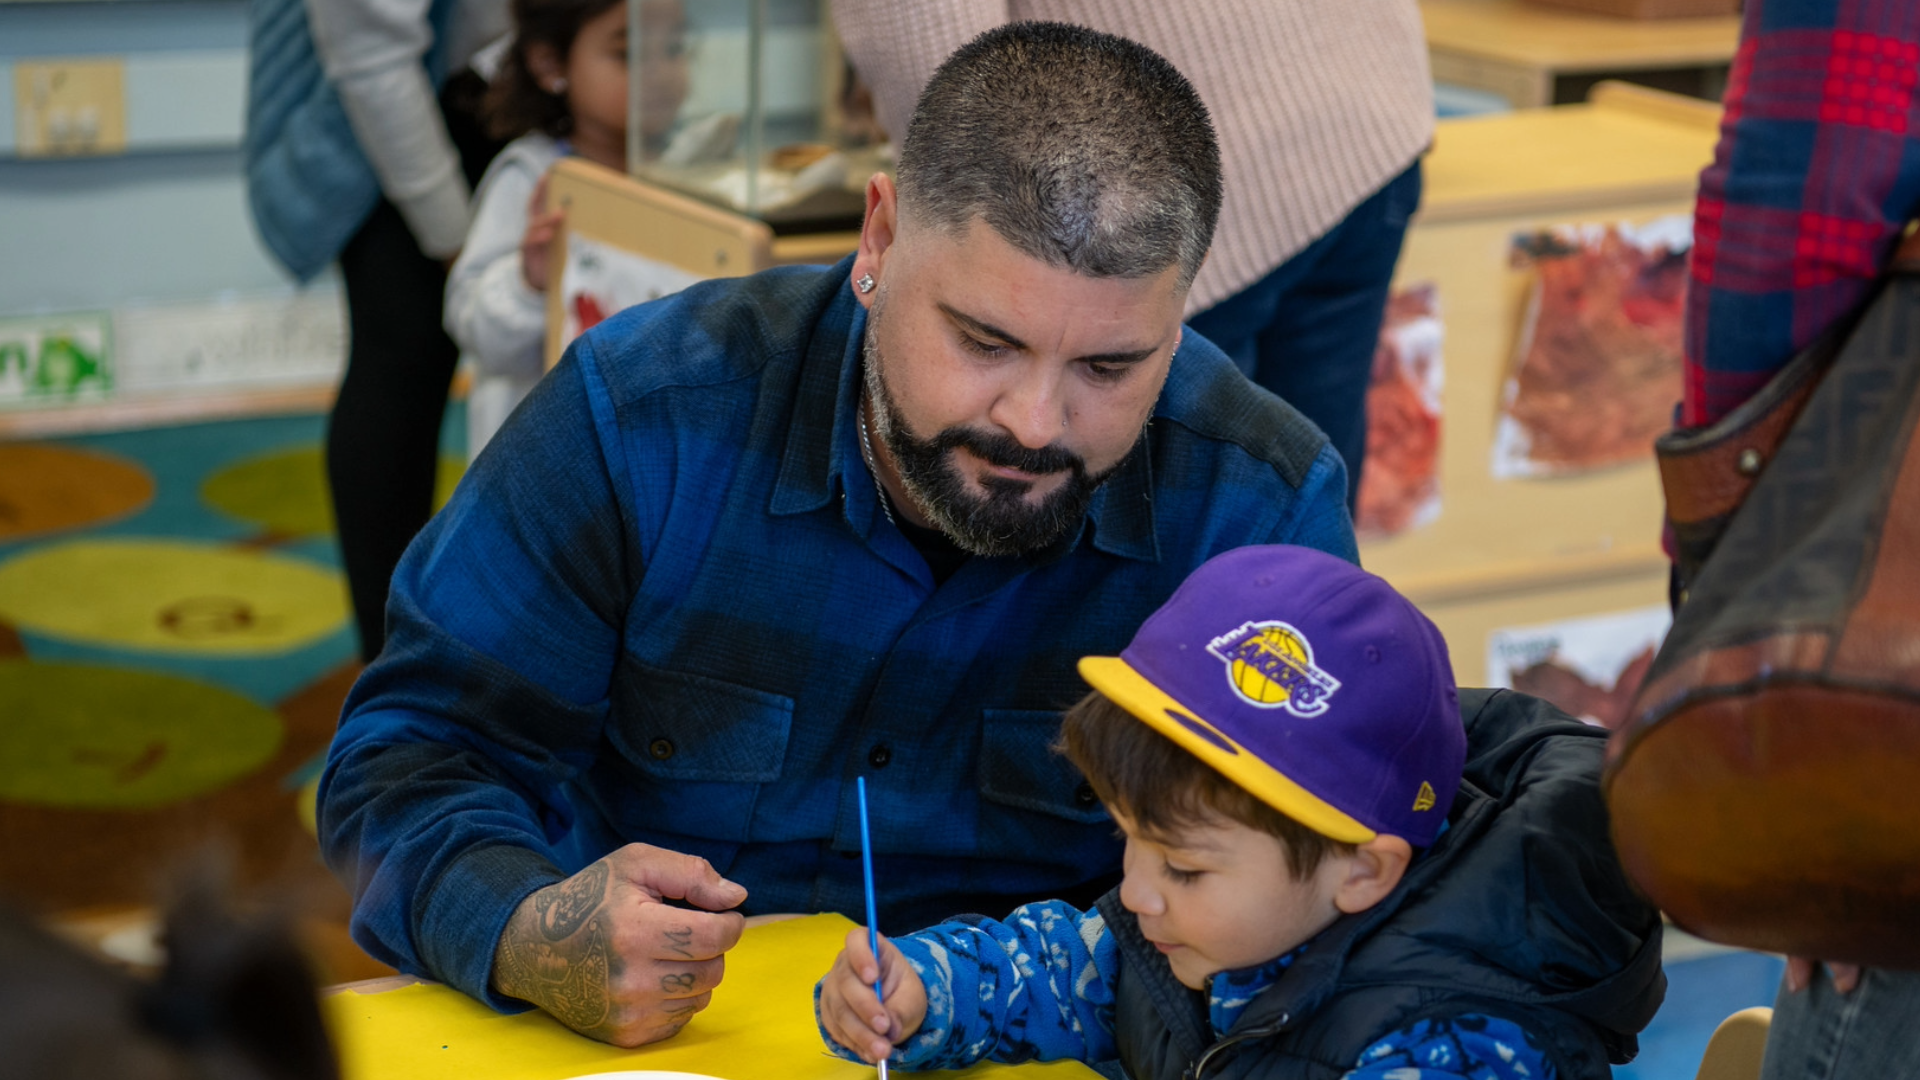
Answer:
[{"xmin": 1361, "ymin": 83, "xmax": 1717, "ymax": 682}]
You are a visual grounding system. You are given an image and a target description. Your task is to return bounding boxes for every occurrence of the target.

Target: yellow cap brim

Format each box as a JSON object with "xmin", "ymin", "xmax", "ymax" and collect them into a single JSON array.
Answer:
[{"xmin": 1077, "ymin": 655, "xmax": 1377, "ymax": 844}]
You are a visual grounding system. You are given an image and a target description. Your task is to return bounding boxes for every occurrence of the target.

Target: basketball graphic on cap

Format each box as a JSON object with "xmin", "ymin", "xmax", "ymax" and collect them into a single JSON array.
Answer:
[
  {"xmin": 1207, "ymin": 619, "xmax": 1342, "ymax": 717},
  {"xmin": 1231, "ymin": 625, "xmax": 1309, "ymax": 705}
]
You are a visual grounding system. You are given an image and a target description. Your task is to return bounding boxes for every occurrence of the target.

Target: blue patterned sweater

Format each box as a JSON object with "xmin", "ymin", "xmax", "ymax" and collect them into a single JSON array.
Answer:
[{"xmin": 818, "ymin": 899, "xmax": 1555, "ymax": 1079}]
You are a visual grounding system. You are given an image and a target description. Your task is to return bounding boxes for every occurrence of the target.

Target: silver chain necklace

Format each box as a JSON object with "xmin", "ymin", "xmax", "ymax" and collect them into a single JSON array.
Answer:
[{"xmin": 857, "ymin": 398, "xmax": 898, "ymax": 527}]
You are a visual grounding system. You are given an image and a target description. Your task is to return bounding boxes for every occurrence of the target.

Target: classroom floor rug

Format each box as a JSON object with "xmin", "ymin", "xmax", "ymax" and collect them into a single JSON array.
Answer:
[{"xmin": 0, "ymin": 408, "xmax": 462, "ymax": 951}]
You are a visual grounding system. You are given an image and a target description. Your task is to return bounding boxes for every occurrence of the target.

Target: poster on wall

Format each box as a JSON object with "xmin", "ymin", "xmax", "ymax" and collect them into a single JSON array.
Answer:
[
  {"xmin": 555, "ymin": 233, "xmax": 707, "ymax": 360},
  {"xmin": 0, "ymin": 312, "xmax": 113, "ymax": 408},
  {"xmin": 1491, "ymin": 216, "xmax": 1690, "ymax": 479},
  {"xmin": 1356, "ymin": 283, "xmax": 1443, "ymax": 540},
  {"xmin": 1486, "ymin": 604, "xmax": 1672, "ymax": 729}
]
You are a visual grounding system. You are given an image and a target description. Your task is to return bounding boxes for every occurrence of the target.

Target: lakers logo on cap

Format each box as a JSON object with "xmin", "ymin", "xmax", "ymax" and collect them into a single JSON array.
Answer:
[
  {"xmin": 1206, "ymin": 620, "xmax": 1342, "ymax": 717},
  {"xmin": 1413, "ymin": 781, "xmax": 1437, "ymax": 812}
]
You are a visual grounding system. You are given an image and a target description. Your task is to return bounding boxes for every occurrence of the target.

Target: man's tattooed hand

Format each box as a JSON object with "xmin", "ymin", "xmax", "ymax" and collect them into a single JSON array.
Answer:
[{"xmin": 490, "ymin": 843, "xmax": 748, "ymax": 1047}]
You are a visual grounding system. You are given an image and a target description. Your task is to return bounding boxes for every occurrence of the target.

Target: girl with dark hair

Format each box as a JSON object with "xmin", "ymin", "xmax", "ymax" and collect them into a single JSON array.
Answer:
[{"xmin": 445, "ymin": 0, "xmax": 688, "ymax": 459}]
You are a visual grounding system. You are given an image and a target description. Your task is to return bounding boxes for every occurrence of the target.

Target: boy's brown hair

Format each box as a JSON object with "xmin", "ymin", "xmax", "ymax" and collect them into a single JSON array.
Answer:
[{"xmin": 1058, "ymin": 690, "xmax": 1356, "ymax": 881}]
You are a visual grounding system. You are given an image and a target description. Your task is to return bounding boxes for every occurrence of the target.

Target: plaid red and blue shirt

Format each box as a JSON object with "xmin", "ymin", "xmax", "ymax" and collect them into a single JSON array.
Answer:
[{"xmin": 1683, "ymin": 0, "xmax": 1920, "ymax": 427}]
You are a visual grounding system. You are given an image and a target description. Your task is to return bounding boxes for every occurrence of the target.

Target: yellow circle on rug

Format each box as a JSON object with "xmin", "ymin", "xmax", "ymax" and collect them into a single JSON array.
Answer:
[
  {"xmin": 0, "ymin": 444, "xmax": 154, "ymax": 541},
  {"xmin": 202, "ymin": 446, "xmax": 465, "ymax": 536},
  {"xmin": 0, "ymin": 660, "xmax": 283, "ymax": 808},
  {"xmin": 0, "ymin": 539, "xmax": 347, "ymax": 654}
]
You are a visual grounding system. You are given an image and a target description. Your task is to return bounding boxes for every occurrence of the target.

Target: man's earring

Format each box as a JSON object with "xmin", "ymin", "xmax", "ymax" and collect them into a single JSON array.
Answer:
[
  {"xmin": 548, "ymin": 78, "xmax": 569, "ymax": 94},
  {"xmin": 855, "ymin": 273, "xmax": 876, "ymax": 295}
]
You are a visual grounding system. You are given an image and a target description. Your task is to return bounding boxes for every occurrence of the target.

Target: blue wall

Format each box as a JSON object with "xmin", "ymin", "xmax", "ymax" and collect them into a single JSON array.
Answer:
[{"xmin": 0, "ymin": 0, "xmax": 312, "ymax": 316}]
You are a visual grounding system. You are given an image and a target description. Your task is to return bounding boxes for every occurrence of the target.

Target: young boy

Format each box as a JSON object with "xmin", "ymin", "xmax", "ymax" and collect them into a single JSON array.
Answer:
[{"xmin": 817, "ymin": 545, "xmax": 1664, "ymax": 1079}]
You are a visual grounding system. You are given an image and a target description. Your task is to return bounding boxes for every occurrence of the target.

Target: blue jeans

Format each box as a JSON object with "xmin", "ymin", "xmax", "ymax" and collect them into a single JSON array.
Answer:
[
  {"xmin": 1760, "ymin": 966, "xmax": 1920, "ymax": 1079},
  {"xmin": 1186, "ymin": 159, "xmax": 1424, "ymax": 508}
]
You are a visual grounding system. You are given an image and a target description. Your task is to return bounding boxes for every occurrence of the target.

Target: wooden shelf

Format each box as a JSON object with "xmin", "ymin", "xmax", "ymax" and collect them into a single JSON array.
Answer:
[
  {"xmin": 1423, "ymin": 0, "xmax": 1739, "ymax": 70},
  {"xmin": 1423, "ymin": 0, "xmax": 1739, "ymax": 107}
]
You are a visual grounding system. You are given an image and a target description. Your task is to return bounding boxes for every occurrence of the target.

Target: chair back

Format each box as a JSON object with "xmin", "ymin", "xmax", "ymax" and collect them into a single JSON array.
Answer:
[{"xmin": 1694, "ymin": 1006, "xmax": 1772, "ymax": 1080}]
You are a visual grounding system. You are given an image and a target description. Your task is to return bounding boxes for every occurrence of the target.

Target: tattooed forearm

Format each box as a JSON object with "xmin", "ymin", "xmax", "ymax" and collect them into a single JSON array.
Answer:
[
  {"xmin": 496, "ymin": 913, "xmax": 614, "ymax": 1031},
  {"xmin": 662, "ymin": 925, "xmax": 695, "ymax": 960},
  {"xmin": 660, "ymin": 972, "xmax": 696, "ymax": 993},
  {"xmin": 539, "ymin": 917, "xmax": 613, "ymax": 1032},
  {"xmin": 535, "ymin": 860, "xmax": 610, "ymax": 939},
  {"xmin": 495, "ymin": 885, "xmax": 614, "ymax": 1034}
]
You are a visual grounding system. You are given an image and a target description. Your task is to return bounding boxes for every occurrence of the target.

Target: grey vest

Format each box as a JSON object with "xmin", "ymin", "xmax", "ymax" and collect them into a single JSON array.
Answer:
[{"xmin": 1098, "ymin": 688, "xmax": 1665, "ymax": 1080}]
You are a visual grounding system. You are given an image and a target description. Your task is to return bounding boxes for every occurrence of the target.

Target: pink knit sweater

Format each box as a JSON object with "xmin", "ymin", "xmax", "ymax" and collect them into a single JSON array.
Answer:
[{"xmin": 831, "ymin": 1, "xmax": 1435, "ymax": 313}]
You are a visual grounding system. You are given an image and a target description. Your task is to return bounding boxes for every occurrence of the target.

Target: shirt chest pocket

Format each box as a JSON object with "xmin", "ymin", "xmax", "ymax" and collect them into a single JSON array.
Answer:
[
  {"xmin": 978, "ymin": 708, "xmax": 1111, "ymax": 826},
  {"xmin": 611, "ymin": 662, "xmax": 795, "ymax": 783}
]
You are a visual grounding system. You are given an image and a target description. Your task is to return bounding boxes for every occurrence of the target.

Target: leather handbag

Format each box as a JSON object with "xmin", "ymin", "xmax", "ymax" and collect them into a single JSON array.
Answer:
[{"xmin": 1606, "ymin": 227, "xmax": 1920, "ymax": 966}]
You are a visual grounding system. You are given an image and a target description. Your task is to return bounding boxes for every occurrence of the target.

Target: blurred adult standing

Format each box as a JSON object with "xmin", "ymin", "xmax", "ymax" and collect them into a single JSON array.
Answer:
[
  {"xmin": 247, "ymin": 0, "xmax": 510, "ymax": 661},
  {"xmin": 833, "ymin": 1, "xmax": 1433, "ymax": 505},
  {"xmin": 1676, "ymin": 0, "xmax": 1920, "ymax": 1076}
]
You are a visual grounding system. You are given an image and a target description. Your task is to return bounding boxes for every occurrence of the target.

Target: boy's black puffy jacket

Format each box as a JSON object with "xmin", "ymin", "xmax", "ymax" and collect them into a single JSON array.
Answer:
[{"xmin": 1096, "ymin": 688, "xmax": 1666, "ymax": 1080}]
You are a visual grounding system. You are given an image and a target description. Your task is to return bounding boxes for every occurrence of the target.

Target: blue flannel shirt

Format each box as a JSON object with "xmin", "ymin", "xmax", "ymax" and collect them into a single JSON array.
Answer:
[
  {"xmin": 822, "ymin": 900, "xmax": 1553, "ymax": 1080},
  {"xmin": 318, "ymin": 258, "xmax": 1356, "ymax": 1009}
]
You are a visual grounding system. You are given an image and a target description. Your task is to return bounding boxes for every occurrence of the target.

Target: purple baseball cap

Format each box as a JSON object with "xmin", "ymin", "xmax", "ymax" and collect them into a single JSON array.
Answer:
[{"xmin": 1077, "ymin": 545, "xmax": 1463, "ymax": 846}]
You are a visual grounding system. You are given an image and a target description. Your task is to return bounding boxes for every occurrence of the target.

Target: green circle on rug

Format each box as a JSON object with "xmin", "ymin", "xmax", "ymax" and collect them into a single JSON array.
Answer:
[
  {"xmin": 0, "ymin": 661, "xmax": 283, "ymax": 808},
  {"xmin": 201, "ymin": 446, "xmax": 465, "ymax": 536},
  {"xmin": 0, "ymin": 444, "xmax": 153, "ymax": 541},
  {"xmin": 0, "ymin": 539, "xmax": 347, "ymax": 654}
]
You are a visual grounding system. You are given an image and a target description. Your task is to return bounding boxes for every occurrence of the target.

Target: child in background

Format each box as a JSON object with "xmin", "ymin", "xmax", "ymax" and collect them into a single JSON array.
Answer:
[
  {"xmin": 446, "ymin": 0, "xmax": 687, "ymax": 460},
  {"xmin": 817, "ymin": 545, "xmax": 1664, "ymax": 1080}
]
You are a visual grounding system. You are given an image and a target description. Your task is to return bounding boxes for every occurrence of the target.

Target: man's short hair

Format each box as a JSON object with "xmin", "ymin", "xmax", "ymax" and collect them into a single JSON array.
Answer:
[
  {"xmin": 1058, "ymin": 691, "xmax": 1356, "ymax": 882},
  {"xmin": 895, "ymin": 21, "xmax": 1223, "ymax": 288}
]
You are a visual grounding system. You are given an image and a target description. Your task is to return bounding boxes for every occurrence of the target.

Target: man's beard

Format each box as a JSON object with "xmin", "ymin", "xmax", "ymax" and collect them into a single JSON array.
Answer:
[{"xmin": 861, "ymin": 314, "xmax": 1129, "ymax": 558}]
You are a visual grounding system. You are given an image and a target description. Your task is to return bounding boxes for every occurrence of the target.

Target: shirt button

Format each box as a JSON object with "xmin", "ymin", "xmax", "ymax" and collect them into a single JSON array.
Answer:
[
  {"xmin": 649, "ymin": 738, "xmax": 675, "ymax": 760},
  {"xmin": 1074, "ymin": 782, "xmax": 1098, "ymax": 808},
  {"xmin": 868, "ymin": 743, "xmax": 892, "ymax": 768}
]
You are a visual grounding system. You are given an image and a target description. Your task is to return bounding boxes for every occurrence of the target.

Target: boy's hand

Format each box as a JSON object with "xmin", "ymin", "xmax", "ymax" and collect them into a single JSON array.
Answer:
[
  {"xmin": 520, "ymin": 173, "xmax": 566, "ymax": 293},
  {"xmin": 818, "ymin": 926, "xmax": 928, "ymax": 1063}
]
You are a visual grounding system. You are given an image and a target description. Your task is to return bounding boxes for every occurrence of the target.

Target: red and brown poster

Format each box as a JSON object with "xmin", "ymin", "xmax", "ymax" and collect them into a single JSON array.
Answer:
[
  {"xmin": 1492, "ymin": 218, "xmax": 1689, "ymax": 478},
  {"xmin": 1486, "ymin": 604, "xmax": 1671, "ymax": 730},
  {"xmin": 1355, "ymin": 283, "xmax": 1443, "ymax": 540}
]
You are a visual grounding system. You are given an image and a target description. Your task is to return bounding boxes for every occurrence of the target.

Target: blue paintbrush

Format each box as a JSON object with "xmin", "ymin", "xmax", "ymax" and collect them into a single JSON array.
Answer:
[{"xmin": 857, "ymin": 776, "xmax": 889, "ymax": 1080}]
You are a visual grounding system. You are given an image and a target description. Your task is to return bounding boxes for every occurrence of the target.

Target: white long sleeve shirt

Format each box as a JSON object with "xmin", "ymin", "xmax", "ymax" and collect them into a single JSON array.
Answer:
[
  {"xmin": 445, "ymin": 132, "xmax": 564, "ymax": 458},
  {"xmin": 305, "ymin": 0, "xmax": 508, "ymax": 258}
]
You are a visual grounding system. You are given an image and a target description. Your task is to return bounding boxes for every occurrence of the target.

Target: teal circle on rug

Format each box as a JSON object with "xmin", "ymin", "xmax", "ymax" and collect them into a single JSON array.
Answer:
[{"xmin": 0, "ymin": 661, "xmax": 284, "ymax": 809}]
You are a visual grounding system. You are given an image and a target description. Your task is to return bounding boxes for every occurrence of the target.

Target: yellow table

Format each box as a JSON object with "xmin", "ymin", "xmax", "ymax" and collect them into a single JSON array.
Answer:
[
  {"xmin": 1422, "ymin": 0, "xmax": 1741, "ymax": 107},
  {"xmin": 324, "ymin": 913, "xmax": 1098, "ymax": 1080}
]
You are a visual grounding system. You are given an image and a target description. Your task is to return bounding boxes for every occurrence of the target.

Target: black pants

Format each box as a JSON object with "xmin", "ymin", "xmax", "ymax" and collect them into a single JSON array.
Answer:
[{"xmin": 329, "ymin": 71, "xmax": 502, "ymax": 662}]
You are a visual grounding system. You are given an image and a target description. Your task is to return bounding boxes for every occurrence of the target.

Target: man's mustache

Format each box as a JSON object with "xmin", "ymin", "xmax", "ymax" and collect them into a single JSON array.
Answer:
[{"xmin": 929, "ymin": 426, "xmax": 1086, "ymax": 477}]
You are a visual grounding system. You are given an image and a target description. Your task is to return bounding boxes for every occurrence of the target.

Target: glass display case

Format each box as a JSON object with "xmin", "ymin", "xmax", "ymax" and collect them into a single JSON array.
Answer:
[{"xmin": 626, "ymin": 0, "xmax": 887, "ymax": 235}]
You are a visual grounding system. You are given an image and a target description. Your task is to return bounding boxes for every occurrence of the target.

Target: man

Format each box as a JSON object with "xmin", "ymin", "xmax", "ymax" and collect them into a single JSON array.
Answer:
[
  {"xmin": 833, "ymin": 0, "xmax": 1432, "ymax": 507},
  {"xmin": 319, "ymin": 23, "xmax": 1356, "ymax": 1048}
]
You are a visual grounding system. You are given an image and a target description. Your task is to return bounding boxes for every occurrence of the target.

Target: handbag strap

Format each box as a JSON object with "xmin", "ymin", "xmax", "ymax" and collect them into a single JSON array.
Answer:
[{"xmin": 1659, "ymin": 219, "xmax": 1920, "ymax": 592}]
